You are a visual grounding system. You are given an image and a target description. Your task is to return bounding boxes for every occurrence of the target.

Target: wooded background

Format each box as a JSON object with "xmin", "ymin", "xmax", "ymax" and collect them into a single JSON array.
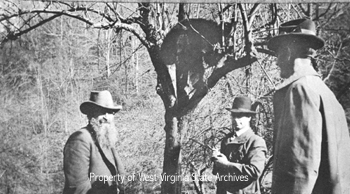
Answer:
[{"xmin": 1, "ymin": 1, "xmax": 350, "ymax": 194}]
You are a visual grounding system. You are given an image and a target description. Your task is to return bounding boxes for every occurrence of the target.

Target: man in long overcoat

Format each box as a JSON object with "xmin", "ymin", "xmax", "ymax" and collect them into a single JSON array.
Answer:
[
  {"xmin": 63, "ymin": 90, "xmax": 125, "ymax": 194},
  {"xmin": 212, "ymin": 96, "xmax": 267, "ymax": 194},
  {"xmin": 268, "ymin": 18, "xmax": 350, "ymax": 194}
]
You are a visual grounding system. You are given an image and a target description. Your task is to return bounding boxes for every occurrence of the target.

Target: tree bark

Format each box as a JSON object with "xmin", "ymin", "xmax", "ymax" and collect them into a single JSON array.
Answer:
[
  {"xmin": 161, "ymin": 111, "xmax": 182, "ymax": 194},
  {"xmin": 106, "ymin": 29, "xmax": 111, "ymax": 78},
  {"xmin": 147, "ymin": 44, "xmax": 181, "ymax": 193}
]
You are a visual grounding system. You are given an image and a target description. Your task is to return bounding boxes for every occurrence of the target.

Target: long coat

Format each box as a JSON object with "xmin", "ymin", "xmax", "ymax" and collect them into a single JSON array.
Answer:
[
  {"xmin": 215, "ymin": 129, "xmax": 267, "ymax": 194},
  {"xmin": 63, "ymin": 125, "xmax": 125, "ymax": 194},
  {"xmin": 272, "ymin": 65, "xmax": 350, "ymax": 194}
]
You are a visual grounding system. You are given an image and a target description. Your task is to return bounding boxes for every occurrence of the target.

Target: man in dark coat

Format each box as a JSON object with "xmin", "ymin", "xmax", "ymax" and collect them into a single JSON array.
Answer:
[
  {"xmin": 212, "ymin": 96, "xmax": 267, "ymax": 194},
  {"xmin": 63, "ymin": 90, "xmax": 125, "ymax": 194},
  {"xmin": 268, "ymin": 18, "xmax": 350, "ymax": 194}
]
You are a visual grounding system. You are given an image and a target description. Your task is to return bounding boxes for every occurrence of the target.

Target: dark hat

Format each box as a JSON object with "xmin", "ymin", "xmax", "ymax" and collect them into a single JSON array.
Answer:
[
  {"xmin": 80, "ymin": 90, "xmax": 122, "ymax": 115},
  {"xmin": 268, "ymin": 18, "xmax": 325, "ymax": 52},
  {"xmin": 226, "ymin": 96, "xmax": 256, "ymax": 114}
]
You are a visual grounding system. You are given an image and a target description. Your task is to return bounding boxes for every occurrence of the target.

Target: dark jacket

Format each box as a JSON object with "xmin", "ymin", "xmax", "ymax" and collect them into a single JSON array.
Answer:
[
  {"xmin": 272, "ymin": 65, "xmax": 350, "ymax": 194},
  {"xmin": 215, "ymin": 129, "xmax": 267, "ymax": 194},
  {"xmin": 63, "ymin": 126, "xmax": 125, "ymax": 194}
]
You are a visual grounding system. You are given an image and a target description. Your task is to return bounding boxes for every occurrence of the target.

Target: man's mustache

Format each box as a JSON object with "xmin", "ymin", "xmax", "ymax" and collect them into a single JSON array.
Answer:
[
  {"xmin": 99, "ymin": 117, "xmax": 111, "ymax": 124},
  {"xmin": 90, "ymin": 117, "xmax": 111, "ymax": 125}
]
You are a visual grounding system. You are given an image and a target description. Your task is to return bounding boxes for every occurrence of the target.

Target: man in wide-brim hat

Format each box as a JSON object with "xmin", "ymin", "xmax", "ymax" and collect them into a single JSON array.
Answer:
[
  {"xmin": 268, "ymin": 18, "xmax": 350, "ymax": 194},
  {"xmin": 211, "ymin": 96, "xmax": 267, "ymax": 194},
  {"xmin": 63, "ymin": 90, "xmax": 125, "ymax": 194}
]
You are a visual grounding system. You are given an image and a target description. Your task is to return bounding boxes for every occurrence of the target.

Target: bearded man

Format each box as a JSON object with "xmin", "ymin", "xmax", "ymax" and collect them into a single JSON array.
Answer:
[{"xmin": 63, "ymin": 90, "xmax": 125, "ymax": 194}]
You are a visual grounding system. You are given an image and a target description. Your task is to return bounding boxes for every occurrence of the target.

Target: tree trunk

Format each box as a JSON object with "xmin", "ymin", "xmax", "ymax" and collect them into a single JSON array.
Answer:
[
  {"xmin": 106, "ymin": 29, "xmax": 111, "ymax": 78},
  {"xmin": 139, "ymin": 4, "xmax": 256, "ymax": 194},
  {"xmin": 147, "ymin": 45, "xmax": 183, "ymax": 193},
  {"xmin": 136, "ymin": 5, "xmax": 185, "ymax": 191},
  {"xmin": 131, "ymin": 37, "xmax": 139, "ymax": 95},
  {"xmin": 162, "ymin": 107, "xmax": 191, "ymax": 194},
  {"xmin": 161, "ymin": 110, "xmax": 182, "ymax": 194}
]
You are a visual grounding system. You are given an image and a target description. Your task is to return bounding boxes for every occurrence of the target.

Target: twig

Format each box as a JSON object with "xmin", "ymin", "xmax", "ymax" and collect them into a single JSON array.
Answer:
[
  {"xmin": 256, "ymin": 59, "xmax": 276, "ymax": 90},
  {"xmin": 323, "ymin": 44, "xmax": 342, "ymax": 82},
  {"xmin": 190, "ymin": 138, "xmax": 215, "ymax": 151},
  {"xmin": 0, "ymin": 170, "xmax": 6, "ymax": 178},
  {"xmin": 259, "ymin": 155, "xmax": 273, "ymax": 189},
  {"xmin": 189, "ymin": 162, "xmax": 203, "ymax": 194}
]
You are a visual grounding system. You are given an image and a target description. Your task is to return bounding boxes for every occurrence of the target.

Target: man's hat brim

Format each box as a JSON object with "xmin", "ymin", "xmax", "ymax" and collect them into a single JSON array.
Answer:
[
  {"xmin": 225, "ymin": 108, "xmax": 257, "ymax": 114},
  {"xmin": 268, "ymin": 33, "xmax": 325, "ymax": 52},
  {"xmin": 80, "ymin": 101, "xmax": 122, "ymax": 115}
]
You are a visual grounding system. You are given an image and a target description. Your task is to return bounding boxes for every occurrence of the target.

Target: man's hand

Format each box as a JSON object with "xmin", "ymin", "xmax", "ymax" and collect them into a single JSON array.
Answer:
[
  {"xmin": 211, "ymin": 149, "xmax": 229, "ymax": 170},
  {"xmin": 211, "ymin": 148, "xmax": 222, "ymax": 161},
  {"xmin": 211, "ymin": 148, "xmax": 227, "ymax": 160}
]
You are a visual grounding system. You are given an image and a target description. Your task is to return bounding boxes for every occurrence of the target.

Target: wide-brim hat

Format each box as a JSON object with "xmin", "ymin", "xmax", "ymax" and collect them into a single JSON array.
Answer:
[
  {"xmin": 225, "ymin": 96, "xmax": 256, "ymax": 114},
  {"xmin": 268, "ymin": 18, "xmax": 325, "ymax": 52},
  {"xmin": 80, "ymin": 90, "xmax": 122, "ymax": 115}
]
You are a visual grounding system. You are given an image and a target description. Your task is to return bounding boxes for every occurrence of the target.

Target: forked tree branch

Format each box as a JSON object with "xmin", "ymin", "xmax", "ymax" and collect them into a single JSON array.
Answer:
[
  {"xmin": 180, "ymin": 55, "xmax": 257, "ymax": 116},
  {"xmin": 2, "ymin": 14, "xmax": 61, "ymax": 43},
  {"xmin": 1, "ymin": 4, "xmax": 149, "ymax": 47}
]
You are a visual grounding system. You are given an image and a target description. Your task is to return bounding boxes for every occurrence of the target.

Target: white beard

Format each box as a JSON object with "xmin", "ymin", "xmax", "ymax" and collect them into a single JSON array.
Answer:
[{"xmin": 90, "ymin": 117, "xmax": 118, "ymax": 149}]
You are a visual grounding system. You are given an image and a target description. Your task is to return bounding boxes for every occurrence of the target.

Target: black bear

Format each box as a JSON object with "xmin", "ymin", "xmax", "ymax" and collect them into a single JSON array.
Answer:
[
  {"xmin": 160, "ymin": 19, "xmax": 232, "ymax": 105},
  {"xmin": 160, "ymin": 18, "xmax": 231, "ymax": 67}
]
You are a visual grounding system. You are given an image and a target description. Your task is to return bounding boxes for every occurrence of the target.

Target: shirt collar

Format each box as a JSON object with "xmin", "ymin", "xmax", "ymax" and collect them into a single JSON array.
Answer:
[
  {"xmin": 275, "ymin": 64, "xmax": 320, "ymax": 91},
  {"xmin": 226, "ymin": 129, "xmax": 255, "ymax": 144},
  {"xmin": 235, "ymin": 127, "xmax": 249, "ymax": 137}
]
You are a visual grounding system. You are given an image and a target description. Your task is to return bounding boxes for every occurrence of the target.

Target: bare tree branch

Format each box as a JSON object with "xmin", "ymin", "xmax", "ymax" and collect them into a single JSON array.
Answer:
[
  {"xmin": 0, "ymin": 4, "xmax": 150, "ymax": 47},
  {"xmin": 248, "ymin": 3, "xmax": 260, "ymax": 27},
  {"xmin": 314, "ymin": 3, "xmax": 333, "ymax": 20},
  {"xmin": 180, "ymin": 55, "xmax": 257, "ymax": 116},
  {"xmin": 2, "ymin": 14, "xmax": 61, "ymax": 43},
  {"xmin": 256, "ymin": 48, "xmax": 275, "ymax": 56},
  {"xmin": 252, "ymin": 4, "xmax": 278, "ymax": 33},
  {"xmin": 323, "ymin": 43, "xmax": 343, "ymax": 82},
  {"xmin": 238, "ymin": 3, "xmax": 257, "ymax": 57},
  {"xmin": 178, "ymin": 3, "xmax": 187, "ymax": 22},
  {"xmin": 298, "ymin": 3, "xmax": 310, "ymax": 17}
]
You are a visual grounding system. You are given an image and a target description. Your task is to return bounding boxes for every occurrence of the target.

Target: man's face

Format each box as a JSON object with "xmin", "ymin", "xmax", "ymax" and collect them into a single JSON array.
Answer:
[
  {"xmin": 276, "ymin": 47, "xmax": 294, "ymax": 78},
  {"xmin": 89, "ymin": 107, "xmax": 117, "ymax": 148},
  {"xmin": 91, "ymin": 108, "xmax": 115, "ymax": 124},
  {"xmin": 231, "ymin": 113, "xmax": 251, "ymax": 131}
]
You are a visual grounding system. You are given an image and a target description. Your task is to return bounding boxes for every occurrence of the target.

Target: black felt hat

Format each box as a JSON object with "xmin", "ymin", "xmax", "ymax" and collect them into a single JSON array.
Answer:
[
  {"xmin": 268, "ymin": 18, "xmax": 325, "ymax": 52},
  {"xmin": 226, "ymin": 96, "xmax": 256, "ymax": 114}
]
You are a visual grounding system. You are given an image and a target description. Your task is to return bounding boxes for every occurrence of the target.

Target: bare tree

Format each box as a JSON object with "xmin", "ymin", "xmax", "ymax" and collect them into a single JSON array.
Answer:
[
  {"xmin": 1, "ymin": 1, "xmax": 346, "ymax": 193},
  {"xmin": 0, "ymin": 2, "xmax": 282, "ymax": 193}
]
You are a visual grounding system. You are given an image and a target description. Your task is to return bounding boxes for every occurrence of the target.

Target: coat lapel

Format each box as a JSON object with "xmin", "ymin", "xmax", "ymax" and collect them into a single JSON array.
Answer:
[{"xmin": 100, "ymin": 146, "xmax": 116, "ymax": 168}]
